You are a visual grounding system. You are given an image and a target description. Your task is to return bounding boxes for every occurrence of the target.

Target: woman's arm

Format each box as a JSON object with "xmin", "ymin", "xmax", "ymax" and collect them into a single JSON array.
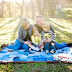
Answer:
[
  {"xmin": 18, "ymin": 26, "xmax": 25, "ymax": 43},
  {"xmin": 31, "ymin": 35, "xmax": 38, "ymax": 45}
]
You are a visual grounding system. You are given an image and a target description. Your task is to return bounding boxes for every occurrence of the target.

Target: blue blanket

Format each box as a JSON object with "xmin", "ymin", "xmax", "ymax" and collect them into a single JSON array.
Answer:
[
  {"xmin": 53, "ymin": 47, "xmax": 72, "ymax": 62},
  {"xmin": 0, "ymin": 47, "xmax": 72, "ymax": 62}
]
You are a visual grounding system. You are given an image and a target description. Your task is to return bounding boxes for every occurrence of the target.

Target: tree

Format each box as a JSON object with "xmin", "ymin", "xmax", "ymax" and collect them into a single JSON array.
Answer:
[
  {"xmin": 15, "ymin": 0, "xmax": 24, "ymax": 23},
  {"xmin": 0, "ymin": 0, "xmax": 4, "ymax": 18}
]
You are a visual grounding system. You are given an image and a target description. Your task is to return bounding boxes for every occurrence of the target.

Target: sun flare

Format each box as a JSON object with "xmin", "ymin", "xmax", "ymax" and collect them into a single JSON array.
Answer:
[
  {"xmin": 25, "ymin": 0, "xmax": 31, "ymax": 3},
  {"xmin": 0, "ymin": 0, "xmax": 31, "ymax": 3}
]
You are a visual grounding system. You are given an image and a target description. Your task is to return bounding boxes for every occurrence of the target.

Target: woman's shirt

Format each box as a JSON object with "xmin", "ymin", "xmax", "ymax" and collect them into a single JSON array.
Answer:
[
  {"xmin": 31, "ymin": 34, "xmax": 41, "ymax": 45},
  {"xmin": 18, "ymin": 25, "xmax": 33, "ymax": 43}
]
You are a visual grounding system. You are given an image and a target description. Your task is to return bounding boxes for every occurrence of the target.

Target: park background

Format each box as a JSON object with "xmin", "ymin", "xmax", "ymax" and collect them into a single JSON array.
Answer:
[{"xmin": 0, "ymin": 0, "xmax": 72, "ymax": 71}]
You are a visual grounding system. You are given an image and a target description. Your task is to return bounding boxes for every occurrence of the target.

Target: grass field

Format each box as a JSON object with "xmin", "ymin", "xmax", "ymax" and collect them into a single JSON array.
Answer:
[{"xmin": 0, "ymin": 18, "xmax": 72, "ymax": 72}]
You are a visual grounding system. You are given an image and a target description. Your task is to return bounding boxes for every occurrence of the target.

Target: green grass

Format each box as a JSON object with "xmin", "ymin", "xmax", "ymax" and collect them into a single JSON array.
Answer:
[
  {"xmin": 47, "ymin": 18, "xmax": 72, "ymax": 43},
  {"xmin": 0, "ymin": 18, "xmax": 72, "ymax": 72},
  {"xmin": 0, "ymin": 62, "xmax": 71, "ymax": 72}
]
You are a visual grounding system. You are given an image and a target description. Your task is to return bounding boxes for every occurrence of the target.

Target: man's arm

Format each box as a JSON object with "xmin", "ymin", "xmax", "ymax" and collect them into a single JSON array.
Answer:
[
  {"xmin": 50, "ymin": 25, "xmax": 55, "ymax": 33},
  {"xmin": 50, "ymin": 25, "xmax": 56, "ymax": 41}
]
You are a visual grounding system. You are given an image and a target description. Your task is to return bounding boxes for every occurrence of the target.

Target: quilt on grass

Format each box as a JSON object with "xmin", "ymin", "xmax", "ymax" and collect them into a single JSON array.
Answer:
[{"xmin": 0, "ymin": 47, "xmax": 72, "ymax": 63}]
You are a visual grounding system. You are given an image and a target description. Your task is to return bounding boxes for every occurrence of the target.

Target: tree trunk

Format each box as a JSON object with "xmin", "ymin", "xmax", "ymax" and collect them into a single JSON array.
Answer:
[{"xmin": 1, "ymin": 0, "xmax": 4, "ymax": 18}]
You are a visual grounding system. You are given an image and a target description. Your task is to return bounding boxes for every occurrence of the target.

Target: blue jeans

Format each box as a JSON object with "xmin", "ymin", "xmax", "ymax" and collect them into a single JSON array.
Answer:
[
  {"xmin": 55, "ymin": 42, "xmax": 68, "ymax": 49},
  {"xmin": 44, "ymin": 43, "xmax": 56, "ymax": 52},
  {"xmin": 7, "ymin": 39, "xmax": 29, "ymax": 51}
]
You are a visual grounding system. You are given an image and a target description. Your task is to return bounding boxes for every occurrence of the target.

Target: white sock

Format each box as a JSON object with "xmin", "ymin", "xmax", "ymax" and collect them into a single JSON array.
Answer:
[
  {"xmin": 46, "ymin": 50, "xmax": 49, "ymax": 53},
  {"xmin": 31, "ymin": 45, "xmax": 40, "ymax": 51},
  {"xmin": 41, "ymin": 49, "xmax": 43, "ymax": 52}
]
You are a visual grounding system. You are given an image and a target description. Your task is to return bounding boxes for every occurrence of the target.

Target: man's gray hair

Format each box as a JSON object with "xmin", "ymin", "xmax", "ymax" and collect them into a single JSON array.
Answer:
[{"xmin": 36, "ymin": 15, "xmax": 43, "ymax": 18}]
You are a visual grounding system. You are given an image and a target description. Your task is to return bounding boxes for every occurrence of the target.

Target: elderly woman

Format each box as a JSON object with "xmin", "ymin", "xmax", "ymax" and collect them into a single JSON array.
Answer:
[{"xmin": 7, "ymin": 18, "xmax": 33, "ymax": 51}]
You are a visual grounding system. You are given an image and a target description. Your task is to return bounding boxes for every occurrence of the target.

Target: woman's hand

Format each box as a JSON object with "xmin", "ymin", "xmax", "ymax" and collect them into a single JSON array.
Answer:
[
  {"xmin": 40, "ymin": 45, "xmax": 44, "ymax": 49},
  {"xmin": 24, "ymin": 41, "xmax": 31, "ymax": 45},
  {"xmin": 28, "ymin": 44, "xmax": 32, "ymax": 47},
  {"xmin": 46, "ymin": 38, "xmax": 52, "ymax": 43}
]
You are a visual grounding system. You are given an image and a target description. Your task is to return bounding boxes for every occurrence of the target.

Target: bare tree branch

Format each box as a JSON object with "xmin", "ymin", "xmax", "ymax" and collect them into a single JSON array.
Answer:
[
  {"xmin": 15, "ymin": 0, "xmax": 21, "ymax": 8},
  {"xmin": 3, "ymin": 1, "xmax": 12, "ymax": 17}
]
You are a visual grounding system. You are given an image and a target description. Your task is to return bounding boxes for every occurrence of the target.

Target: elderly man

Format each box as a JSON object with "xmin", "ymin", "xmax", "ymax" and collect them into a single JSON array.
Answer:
[{"xmin": 34, "ymin": 15, "xmax": 56, "ymax": 41}]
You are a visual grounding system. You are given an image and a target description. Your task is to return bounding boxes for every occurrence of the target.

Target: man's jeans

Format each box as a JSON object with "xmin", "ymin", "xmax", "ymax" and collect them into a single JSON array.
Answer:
[{"xmin": 44, "ymin": 43, "xmax": 56, "ymax": 52}]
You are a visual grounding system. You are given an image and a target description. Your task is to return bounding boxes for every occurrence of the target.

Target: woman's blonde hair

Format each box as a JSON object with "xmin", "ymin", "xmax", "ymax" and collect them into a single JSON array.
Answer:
[
  {"xmin": 32, "ymin": 26, "xmax": 39, "ymax": 35},
  {"xmin": 21, "ymin": 18, "xmax": 30, "ymax": 29},
  {"xmin": 42, "ymin": 23, "xmax": 50, "ymax": 31}
]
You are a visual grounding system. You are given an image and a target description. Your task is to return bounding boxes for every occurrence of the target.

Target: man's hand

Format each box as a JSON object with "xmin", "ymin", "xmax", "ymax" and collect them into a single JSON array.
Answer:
[{"xmin": 51, "ymin": 43, "xmax": 55, "ymax": 46}]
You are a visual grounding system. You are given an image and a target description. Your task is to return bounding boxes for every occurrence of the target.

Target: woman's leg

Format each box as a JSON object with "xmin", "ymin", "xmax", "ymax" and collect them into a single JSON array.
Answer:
[
  {"xmin": 7, "ymin": 39, "xmax": 22, "ymax": 50},
  {"xmin": 22, "ymin": 44, "xmax": 29, "ymax": 52},
  {"xmin": 55, "ymin": 41, "xmax": 68, "ymax": 49}
]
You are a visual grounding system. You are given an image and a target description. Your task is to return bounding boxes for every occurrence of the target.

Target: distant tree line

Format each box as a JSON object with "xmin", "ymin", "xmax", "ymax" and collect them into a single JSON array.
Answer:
[{"xmin": 0, "ymin": 0, "xmax": 72, "ymax": 18}]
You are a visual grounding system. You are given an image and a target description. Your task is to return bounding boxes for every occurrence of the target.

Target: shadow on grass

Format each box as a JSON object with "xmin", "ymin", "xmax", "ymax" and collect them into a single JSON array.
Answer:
[
  {"xmin": 55, "ymin": 33, "xmax": 63, "ymax": 43},
  {"xmin": 51, "ymin": 25, "xmax": 72, "ymax": 43},
  {"xmin": 11, "ymin": 19, "xmax": 21, "ymax": 40},
  {"xmin": 51, "ymin": 23, "xmax": 72, "ymax": 37},
  {"xmin": 47, "ymin": 19, "xmax": 65, "ymax": 28},
  {"xmin": 47, "ymin": 19, "xmax": 72, "ymax": 43},
  {"xmin": 0, "ymin": 18, "xmax": 16, "ymax": 28},
  {"xmin": 0, "ymin": 31, "xmax": 13, "ymax": 36},
  {"xmin": 47, "ymin": 19, "xmax": 72, "ymax": 38}
]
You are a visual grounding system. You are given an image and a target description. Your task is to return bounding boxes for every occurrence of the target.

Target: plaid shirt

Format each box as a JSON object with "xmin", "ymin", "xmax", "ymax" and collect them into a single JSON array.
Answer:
[{"xmin": 41, "ymin": 30, "xmax": 56, "ymax": 41}]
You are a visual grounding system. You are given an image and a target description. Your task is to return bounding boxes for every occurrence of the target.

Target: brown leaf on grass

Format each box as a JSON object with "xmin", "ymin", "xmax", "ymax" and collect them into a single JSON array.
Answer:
[{"xmin": 68, "ymin": 66, "xmax": 72, "ymax": 70}]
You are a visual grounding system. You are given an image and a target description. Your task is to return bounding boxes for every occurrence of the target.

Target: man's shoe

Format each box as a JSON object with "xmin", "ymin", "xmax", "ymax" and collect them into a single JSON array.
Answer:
[
  {"xmin": 67, "ymin": 43, "xmax": 72, "ymax": 47},
  {"xmin": 45, "ymin": 50, "xmax": 49, "ymax": 54},
  {"xmin": 50, "ymin": 49, "xmax": 55, "ymax": 54}
]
